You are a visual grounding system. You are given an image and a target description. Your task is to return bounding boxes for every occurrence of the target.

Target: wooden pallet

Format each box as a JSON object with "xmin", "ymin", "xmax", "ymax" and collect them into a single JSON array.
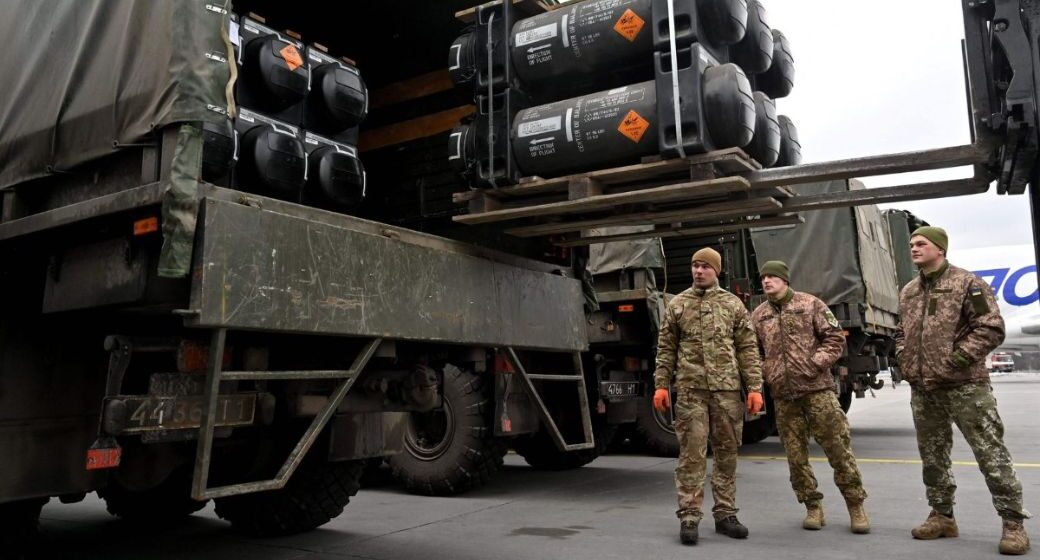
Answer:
[
  {"xmin": 452, "ymin": 148, "xmax": 795, "ymax": 244},
  {"xmin": 455, "ymin": 0, "xmax": 552, "ymax": 23}
]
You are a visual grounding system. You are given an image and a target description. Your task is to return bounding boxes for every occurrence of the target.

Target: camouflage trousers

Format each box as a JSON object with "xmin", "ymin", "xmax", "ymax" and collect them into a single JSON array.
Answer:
[
  {"xmin": 775, "ymin": 390, "xmax": 867, "ymax": 505},
  {"xmin": 673, "ymin": 388, "xmax": 744, "ymax": 523},
  {"xmin": 910, "ymin": 383, "xmax": 1030, "ymax": 520}
]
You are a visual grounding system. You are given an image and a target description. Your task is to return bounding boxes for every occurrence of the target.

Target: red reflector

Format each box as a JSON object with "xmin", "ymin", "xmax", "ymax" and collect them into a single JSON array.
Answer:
[
  {"xmin": 618, "ymin": 304, "xmax": 635, "ymax": 312},
  {"xmin": 86, "ymin": 447, "xmax": 121, "ymax": 470},
  {"xmin": 494, "ymin": 353, "xmax": 515, "ymax": 374},
  {"xmin": 133, "ymin": 217, "xmax": 160, "ymax": 236},
  {"xmin": 178, "ymin": 340, "xmax": 232, "ymax": 373}
]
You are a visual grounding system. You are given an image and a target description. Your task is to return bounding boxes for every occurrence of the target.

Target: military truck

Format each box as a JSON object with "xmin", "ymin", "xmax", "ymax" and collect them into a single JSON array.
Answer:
[
  {"xmin": 0, "ymin": 0, "xmax": 603, "ymax": 548},
  {"xmin": 588, "ymin": 180, "xmax": 921, "ymax": 455}
]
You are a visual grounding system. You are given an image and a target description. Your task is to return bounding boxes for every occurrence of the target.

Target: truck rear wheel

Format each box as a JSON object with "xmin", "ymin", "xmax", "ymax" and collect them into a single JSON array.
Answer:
[
  {"xmin": 214, "ymin": 459, "xmax": 365, "ymax": 536},
  {"xmin": 632, "ymin": 392, "xmax": 679, "ymax": 457},
  {"xmin": 388, "ymin": 365, "xmax": 505, "ymax": 495},
  {"xmin": 512, "ymin": 419, "xmax": 616, "ymax": 470},
  {"xmin": 99, "ymin": 467, "xmax": 207, "ymax": 522}
]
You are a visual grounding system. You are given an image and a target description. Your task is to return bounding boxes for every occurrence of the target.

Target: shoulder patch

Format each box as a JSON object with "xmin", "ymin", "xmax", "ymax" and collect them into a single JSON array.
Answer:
[
  {"xmin": 824, "ymin": 309, "xmax": 840, "ymax": 328},
  {"xmin": 969, "ymin": 285, "xmax": 989, "ymax": 315}
]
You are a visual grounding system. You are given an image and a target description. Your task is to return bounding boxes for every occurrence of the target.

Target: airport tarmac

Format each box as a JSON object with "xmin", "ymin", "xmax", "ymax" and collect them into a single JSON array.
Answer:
[{"xmin": 37, "ymin": 374, "xmax": 1040, "ymax": 559}]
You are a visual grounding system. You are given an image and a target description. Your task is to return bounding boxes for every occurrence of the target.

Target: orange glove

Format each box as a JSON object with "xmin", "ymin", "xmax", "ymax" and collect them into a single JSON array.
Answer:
[
  {"xmin": 653, "ymin": 388, "xmax": 671, "ymax": 412},
  {"xmin": 746, "ymin": 391, "xmax": 764, "ymax": 415}
]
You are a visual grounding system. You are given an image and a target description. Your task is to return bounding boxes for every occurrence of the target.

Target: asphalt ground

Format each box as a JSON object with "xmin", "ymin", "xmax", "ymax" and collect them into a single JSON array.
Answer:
[{"xmin": 37, "ymin": 373, "xmax": 1040, "ymax": 559}]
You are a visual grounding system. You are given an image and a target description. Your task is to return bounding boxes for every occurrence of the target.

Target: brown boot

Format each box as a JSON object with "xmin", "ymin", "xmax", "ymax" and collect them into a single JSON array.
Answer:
[
  {"xmin": 803, "ymin": 502, "xmax": 825, "ymax": 530},
  {"xmin": 679, "ymin": 519, "xmax": 699, "ymax": 546},
  {"xmin": 911, "ymin": 510, "xmax": 959, "ymax": 540},
  {"xmin": 999, "ymin": 518, "xmax": 1030, "ymax": 555},
  {"xmin": 848, "ymin": 502, "xmax": 870, "ymax": 534}
]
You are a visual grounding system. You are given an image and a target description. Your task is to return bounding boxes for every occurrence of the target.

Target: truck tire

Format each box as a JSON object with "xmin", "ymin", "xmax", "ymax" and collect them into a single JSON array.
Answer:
[
  {"xmin": 99, "ymin": 467, "xmax": 207, "ymax": 522},
  {"xmin": 633, "ymin": 392, "xmax": 679, "ymax": 457},
  {"xmin": 512, "ymin": 419, "xmax": 617, "ymax": 470},
  {"xmin": 0, "ymin": 498, "xmax": 46, "ymax": 558},
  {"xmin": 388, "ymin": 365, "xmax": 505, "ymax": 495},
  {"xmin": 214, "ymin": 459, "xmax": 365, "ymax": 537}
]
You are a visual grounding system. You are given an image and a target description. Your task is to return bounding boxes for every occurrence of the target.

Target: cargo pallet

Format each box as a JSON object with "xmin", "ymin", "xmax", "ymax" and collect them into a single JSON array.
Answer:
[
  {"xmin": 452, "ymin": 148, "xmax": 800, "ymax": 246},
  {"xmin": 452, "ymin": 142, "xmax": 997, "ymax": 246}
]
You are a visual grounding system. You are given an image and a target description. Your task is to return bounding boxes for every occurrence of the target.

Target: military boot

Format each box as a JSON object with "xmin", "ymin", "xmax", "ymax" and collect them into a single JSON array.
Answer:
[
  {"xmin": 715, "ymin": 516, "xmax": 749, "ymax": 539},
  {"xmin": 911, "ymin": 510, "xmax": 959, "ymax": 540},
  {"xmin": 803, "ymin": 502, "xmax": 825, "ymax": 530},
  {"xmin": 998, "ymin": 518, "xmax": 1030, "ymax": 555},
  {"xmin": 679, "ymin": 519, "xmax": 699, "ymax": 545},
  {"xmin": 848, "ymin": 502, "xmax": 870, "ymax": 534}
]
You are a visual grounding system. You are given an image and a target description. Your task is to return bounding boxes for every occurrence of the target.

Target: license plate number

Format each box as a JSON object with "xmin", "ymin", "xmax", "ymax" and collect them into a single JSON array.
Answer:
[
  {"xmin": 120, "ymin": 394, "xmax": 256, "ymax": 433},
  {"xmin": 600, "ymin": 381, "xmax": 640, "ymax": 399}
]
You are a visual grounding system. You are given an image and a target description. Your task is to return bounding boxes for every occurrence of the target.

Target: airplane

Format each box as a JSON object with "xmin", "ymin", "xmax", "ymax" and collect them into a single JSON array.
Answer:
[{"xmin": 955, "ymin": 244, "xmax": 1040, "ymax": 351}]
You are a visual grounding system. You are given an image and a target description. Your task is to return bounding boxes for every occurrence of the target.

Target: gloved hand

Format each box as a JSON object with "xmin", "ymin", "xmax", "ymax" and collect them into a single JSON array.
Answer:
[
  {"xmin": 746, "ymin": 391, "xmax": 764, "ymax": 415},
  {"xmin": 951, "ymin": 348, "xmax": 972, "ymax": 369},
  {"xmin": 653, "ymin": 388, "xmax": 671, "ymax": 412}
]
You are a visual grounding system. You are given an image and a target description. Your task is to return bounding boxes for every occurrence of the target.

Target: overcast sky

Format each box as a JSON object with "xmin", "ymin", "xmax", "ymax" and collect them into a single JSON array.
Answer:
[{"xmin": 766, "ymin": 0, "xmax": 1034, "ymax": 253}]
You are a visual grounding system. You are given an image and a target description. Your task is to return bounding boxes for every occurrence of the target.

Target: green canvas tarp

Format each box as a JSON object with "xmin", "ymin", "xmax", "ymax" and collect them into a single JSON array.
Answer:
[
  {"xmin": 750, "ymin": 180, "xmax": 901, "ymax": 329},
  {"xmin": 0, "ymin": 0, "xmax": 235, "ymax": 276}
]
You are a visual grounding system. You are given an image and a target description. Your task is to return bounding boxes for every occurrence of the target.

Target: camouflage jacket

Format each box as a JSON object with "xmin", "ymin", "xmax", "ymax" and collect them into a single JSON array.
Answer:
[
  {"xmin": 654, "ymin": 284, "xmax": 763, "ymax": 393},
  {"xmin": 895, "ymin": 262, "xmax": 1005, "ymax": 390},
  {"xmin": 751, "ymin": 290, "xmax": 846, "ymax": 401}
]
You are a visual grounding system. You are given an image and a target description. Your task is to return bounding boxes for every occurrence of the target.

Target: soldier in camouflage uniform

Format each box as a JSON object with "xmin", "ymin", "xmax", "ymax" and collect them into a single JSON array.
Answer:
[
  {"xmin": 896, "ymin": 226, "xmax": 1030, "ymax": 555},
  {"xmin": 750, "ymin": 260, "xmax": 870, "ymax": 534},
  {"xmin": 653, "ymin": 247, "xmax": 764, "ymax": 545}
]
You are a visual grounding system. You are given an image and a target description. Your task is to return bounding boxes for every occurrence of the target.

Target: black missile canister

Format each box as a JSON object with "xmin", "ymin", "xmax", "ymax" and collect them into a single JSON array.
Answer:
[
  {"xmin": 509, "ymin": 0, "xmax": 654, "ymax": 88},
  {"xmin": 512, "ymin": 81, "xmax": 659, "ymax": 177},
  {"xmin": 775, "ymin": 115, "xmax": 802, "ymax": 167},
  {"xmin": 234, "ymin": 109, "xmax": 307, "ymax": 200},
  {"xmin": 744, "ymin": 92, "xmax": 780, "ymax": 167},
  {"xmin": 302, "ymin": 132, "xmax": 365, "ymax": 210},
  {"xmin": 756, "ymin": 29, "xmax": 794, "ymax": 99},
  {"xmin": 730, "ymin": 0, "xmax": 773, "ymax": 75}
]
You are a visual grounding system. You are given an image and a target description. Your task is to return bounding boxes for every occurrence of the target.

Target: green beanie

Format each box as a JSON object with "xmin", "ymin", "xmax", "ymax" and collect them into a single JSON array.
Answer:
[
  {"xmin": 759, "ymin": 260, "xmax": 790, "ymax": 283},
  {"xmin": 911, "ymin": 226, "xmax": 948, "ymax": 252}
]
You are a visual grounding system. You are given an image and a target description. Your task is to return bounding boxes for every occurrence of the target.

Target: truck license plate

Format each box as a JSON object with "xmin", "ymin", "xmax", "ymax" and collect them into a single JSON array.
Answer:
[
  {"xmin": 117, "ymin": 394, "xmax": 256, "ymax": 433},
  {"xmin": 600, "ymin": 381, "xmax": 640, "ymax": 399}
]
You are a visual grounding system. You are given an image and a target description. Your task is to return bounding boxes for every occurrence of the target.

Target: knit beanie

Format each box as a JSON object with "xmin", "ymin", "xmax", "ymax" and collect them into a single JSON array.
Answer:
[
  {"xmin": 759, "ymin": 260, "xmax": 790, "ymax": 283},
  {"xmin": 691, "ymin": 248, "xmax": 722, "ymax": 274},
  {"xmin": 911, "ymin": 226, "xmax": 948, "ymax": 252}
]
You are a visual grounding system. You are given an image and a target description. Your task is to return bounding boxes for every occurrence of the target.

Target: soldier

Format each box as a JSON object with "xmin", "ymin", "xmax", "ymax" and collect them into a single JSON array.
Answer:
[
  {"xmin": 749, "ymin": 260, "xmax": 870, "ymax": 534},
  {"xmin": 653, "ymin": 247, "xmax": 764, "ymax": 545},
  {"xmin": 896, "ymin": 226, "xmax": 1030, "ymax": 555}
]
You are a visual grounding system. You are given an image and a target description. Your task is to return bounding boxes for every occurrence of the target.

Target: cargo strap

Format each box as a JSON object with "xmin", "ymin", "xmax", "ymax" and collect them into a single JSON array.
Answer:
[
  {"xmin": 504, "ymin": 348, "xmax": 594, "ymax": 452},
  {"xmin": 190, "ymin": 329, "xmax": 382, "ymax": 500},
  {"xmin": 487, "ymin": 12, "xmax": 498, "ymax": 188},
  {"xmin": 666, "ymin": 0, "xmax": 686, "ymax": 158}
]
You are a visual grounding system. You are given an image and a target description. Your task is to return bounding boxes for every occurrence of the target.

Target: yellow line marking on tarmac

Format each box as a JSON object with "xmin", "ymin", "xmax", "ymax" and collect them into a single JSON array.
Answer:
[{"xmin": 740, "ymin": 455, "xmax": 1040, "ymax": 469}]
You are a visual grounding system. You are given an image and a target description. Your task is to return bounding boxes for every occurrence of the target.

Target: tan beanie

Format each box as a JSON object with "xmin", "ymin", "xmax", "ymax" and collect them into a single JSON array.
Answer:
[{"xmin": 691, "ymin": 247, "xmax": 722, "ymax": 274}]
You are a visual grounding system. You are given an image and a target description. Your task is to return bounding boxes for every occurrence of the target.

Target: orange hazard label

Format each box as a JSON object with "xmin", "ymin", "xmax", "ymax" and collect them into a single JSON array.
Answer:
[
  {"xmin": 613, "ymin": 9, "xmax": 645, "ymax": 43},
  {"xmin": 618, "ymin": 110, "xmax": 650, "ymax": 143},
  {"xmin": 280, "ymin": 44, "xmax": 304, "ymax": 71}
]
